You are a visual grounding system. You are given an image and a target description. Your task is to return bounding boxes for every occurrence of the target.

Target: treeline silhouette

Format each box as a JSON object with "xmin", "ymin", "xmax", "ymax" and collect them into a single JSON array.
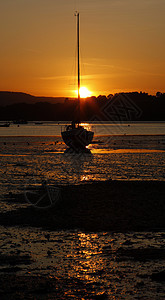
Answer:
[{"xmin": 0, "ymin": 91, "xmax": 165, "ymax": 121}]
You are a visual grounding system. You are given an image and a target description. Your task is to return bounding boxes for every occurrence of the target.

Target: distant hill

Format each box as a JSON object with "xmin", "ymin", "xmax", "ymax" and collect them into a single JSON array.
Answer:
[{"xmin": 0, "ymin": 91, "xmax": 66, "ymax": 106}]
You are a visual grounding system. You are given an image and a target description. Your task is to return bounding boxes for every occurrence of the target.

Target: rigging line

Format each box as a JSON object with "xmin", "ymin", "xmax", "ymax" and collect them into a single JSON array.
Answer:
[
  {"xmin": 67, "ymin": 15, "xmax": 78, "ymax": 98},
  {"xmin": 80, "ymin": 45, "xmax": 85, "ymax": 88},
  {"xmin": 68, "ymin": 46, "xmax": 77, "ymax": 97}
]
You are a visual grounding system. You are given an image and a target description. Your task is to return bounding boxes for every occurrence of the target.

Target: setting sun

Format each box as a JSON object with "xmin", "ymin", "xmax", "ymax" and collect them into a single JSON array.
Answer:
[{"xmin": 75, "ymin": 87, "xmax": 92, "ymax": 98}]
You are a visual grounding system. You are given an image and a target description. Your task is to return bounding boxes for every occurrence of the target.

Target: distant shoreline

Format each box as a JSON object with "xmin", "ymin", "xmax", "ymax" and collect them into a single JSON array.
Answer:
[{"xmin": 1, "ymin": 91, "xmax": 165, "ymax": 121}]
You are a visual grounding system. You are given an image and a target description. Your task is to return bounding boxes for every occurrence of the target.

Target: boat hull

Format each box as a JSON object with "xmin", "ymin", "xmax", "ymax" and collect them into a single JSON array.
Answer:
[{"xmin": 61, "ymin": 128, "xmax": 94, "ymax": 149}]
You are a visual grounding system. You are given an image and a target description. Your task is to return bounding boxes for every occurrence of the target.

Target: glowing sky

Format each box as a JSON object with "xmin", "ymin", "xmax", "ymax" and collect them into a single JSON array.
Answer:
[{"xmin": 0, "ymin": 0, "xmax": 165, "ymax": 97}]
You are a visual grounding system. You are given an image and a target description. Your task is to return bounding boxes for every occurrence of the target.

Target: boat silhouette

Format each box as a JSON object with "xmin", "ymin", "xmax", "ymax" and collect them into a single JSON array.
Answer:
[{"xmin": 61, "ymin": 12, "xmax": 94, "ymax": 152}]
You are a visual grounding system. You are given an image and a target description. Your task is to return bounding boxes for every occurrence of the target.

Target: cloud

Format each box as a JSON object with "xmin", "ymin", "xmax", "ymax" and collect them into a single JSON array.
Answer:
[
  {"xmin": 39, "ymin": 75, "xmax": 73, "ymax": 80},
  {"xmin": 38, "ymin": 73, "xmax": 116, "ymax": 81}
]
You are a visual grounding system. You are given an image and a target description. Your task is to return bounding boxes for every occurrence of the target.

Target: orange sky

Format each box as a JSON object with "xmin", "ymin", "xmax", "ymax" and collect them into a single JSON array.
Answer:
[{"xmin": 0, "ymin": 0, "xmax": 165, "ymax": 97}]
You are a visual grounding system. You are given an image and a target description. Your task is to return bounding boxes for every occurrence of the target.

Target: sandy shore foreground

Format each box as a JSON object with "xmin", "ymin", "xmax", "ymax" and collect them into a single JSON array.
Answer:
[{"xmin": 1, "ymin": 180, "xmax": 165, "ymax": 232}]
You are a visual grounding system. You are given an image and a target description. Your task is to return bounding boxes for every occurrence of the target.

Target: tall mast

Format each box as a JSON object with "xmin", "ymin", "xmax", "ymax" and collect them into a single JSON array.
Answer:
[
  {"xmin": 76, "ymin": 12, "xmax": 80, "ymax": 102},
  {"xmin": 74, "ymin": 11, "xmax": 80, "ymax": 125}
]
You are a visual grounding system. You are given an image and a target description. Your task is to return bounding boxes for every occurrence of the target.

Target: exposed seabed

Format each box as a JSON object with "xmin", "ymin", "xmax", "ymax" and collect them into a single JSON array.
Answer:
[{"xmin": 64, "ymin": 147, "xmax": 91, "ymax": 154}]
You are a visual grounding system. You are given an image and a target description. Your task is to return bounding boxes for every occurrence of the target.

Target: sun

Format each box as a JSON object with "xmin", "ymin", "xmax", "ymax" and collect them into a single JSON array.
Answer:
[
  {"xmin": 80, "ymin": 87, "xmax": 92, "ymax": 98},
  {"xmin": 75, "ymin": 87, "xmax": 92, "ymax": 98}
]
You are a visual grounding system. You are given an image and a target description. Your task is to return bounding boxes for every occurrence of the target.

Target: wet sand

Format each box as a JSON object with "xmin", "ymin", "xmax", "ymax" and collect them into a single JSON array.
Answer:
[
  {"xmin": 1, "ymin": 180, "xmax": 165, "ymax": 232},
  {"xmin": 0, "ymin": 273, "xmax": 110, "ymax": 300},
  {"xmin": 1, "ymin": 131, "xmax": 165, "ymax": 298},
  {"xmin": 0, "ymin": 180, "xmax": 165, "ymax": 299}
]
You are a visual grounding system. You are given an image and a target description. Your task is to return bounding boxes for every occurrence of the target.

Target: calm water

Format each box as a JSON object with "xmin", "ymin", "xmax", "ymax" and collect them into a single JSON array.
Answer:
[
  {"xmin": 0, "ymin": 122, "xmax": 165, "ymax": 299},
  {"xmin": 0, "ymin": 121, "xmax": 165, "ymax": 136}
]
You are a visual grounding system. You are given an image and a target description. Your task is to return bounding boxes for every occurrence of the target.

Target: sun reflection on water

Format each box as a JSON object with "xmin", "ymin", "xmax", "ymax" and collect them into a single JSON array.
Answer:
[{"xmin": 68, "ymin": 232, "xmax": 106, "ymax": 283}]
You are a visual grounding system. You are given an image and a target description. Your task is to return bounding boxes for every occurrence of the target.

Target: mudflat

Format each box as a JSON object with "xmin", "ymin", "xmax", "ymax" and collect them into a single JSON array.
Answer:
[{"xmin": 1, "ymin": 180, "xmax": 165, "ymax": 232}]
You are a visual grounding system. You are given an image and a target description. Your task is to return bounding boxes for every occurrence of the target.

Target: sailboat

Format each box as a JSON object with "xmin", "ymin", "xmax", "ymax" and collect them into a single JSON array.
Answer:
[{"xmin": 61, "ymin": 12, "xmax": 94, "ymax": 152}]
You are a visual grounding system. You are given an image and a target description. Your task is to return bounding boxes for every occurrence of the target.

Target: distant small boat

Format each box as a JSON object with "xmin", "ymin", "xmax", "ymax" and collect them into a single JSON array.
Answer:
[
  {"xmin": 0, "ymin": 122, "xmax": 10, "ymax": 127},
  {"xmin": 13, "ymin": 120, "xmax": 28, "ymax": 124},
  {"xmin": 35, "ymin": 122, "xmax": 43, "ymax": 125}
]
